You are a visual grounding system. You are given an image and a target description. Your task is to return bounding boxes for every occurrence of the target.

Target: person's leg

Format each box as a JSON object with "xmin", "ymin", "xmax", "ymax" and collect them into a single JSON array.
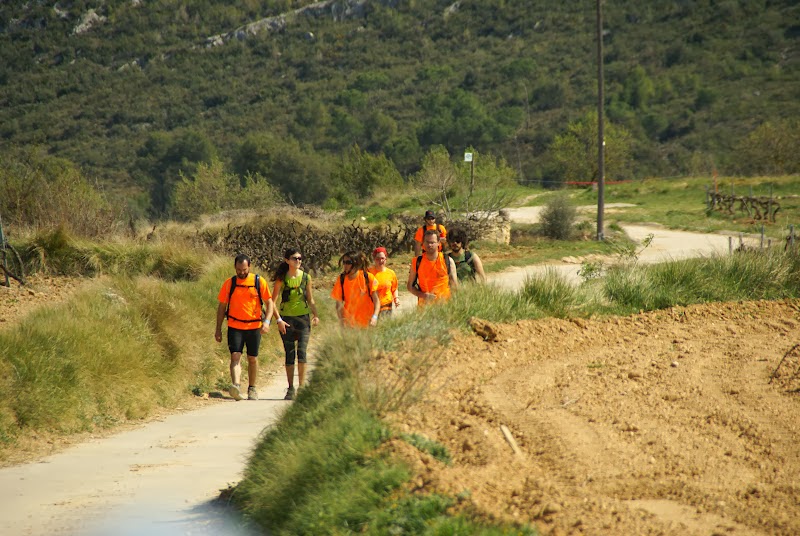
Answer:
[
  {"xmin": 230, "ymin": 352, "xmax": 242, "ymax": 386},
  {"xmin": 247, "ymin": 355, "xmax": 258, "ymax": 387},
  {"xmin": 296, "ymin": 315, "xmax": 311, "ymax": 388},
  {"xmin": 243, "ymin": 329, "xmax": 261, "ymax": 400},
  {"xmin": 227, "ymin": 328, "xmax": 245, "ymax": 400},
  {"xmin": 281, "ymin": 319, "xmax": 298, "ymax": 399}
]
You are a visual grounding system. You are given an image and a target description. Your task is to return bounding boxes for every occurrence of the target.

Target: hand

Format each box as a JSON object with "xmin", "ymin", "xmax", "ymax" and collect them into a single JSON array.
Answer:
[
  {"xmin": 260, "ymin": 322, "xmax": 270, "ymax": 334},
  {"xmin": 393, "ymin": 297, "xmax": 400, "ymax": 307},
  {"xmin": 311, "ymin": 316, "xmax": 320, "ymax": 327},
  {"xmin": 278, "ymin": 319, "xmax": 288, "ymax": 335},
  {"xmin": 214, "ymin": 329, "xmax": 222, "ymax": 343},
  {"xmin": 369, "ymin": 315, "xmax": 378, "ymax": 327},
  {"xmin": 423, "ymin": 292, "xmax": 437, "ymax": 301}
]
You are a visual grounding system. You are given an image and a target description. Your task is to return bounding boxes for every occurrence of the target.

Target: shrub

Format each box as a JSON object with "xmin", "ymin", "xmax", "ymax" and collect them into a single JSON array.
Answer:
[{"xmin": 539, "ymin": 194, "xmax": 576, "ymax": 240}]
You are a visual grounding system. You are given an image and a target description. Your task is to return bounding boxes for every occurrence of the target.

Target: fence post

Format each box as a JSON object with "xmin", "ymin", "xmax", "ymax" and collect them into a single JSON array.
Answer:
[
  {"xmin": 761, "ymin": 225, "xmax": 765, "ymax": 250},
  {"xmin": 728, "ymin": 236, "xmax": 733, "ymax": 254},
  {"xmin": 705, "ymin": 185, "xmax": 709, "ymax": 210},
  {"xmin": 768, "ymin": 184, "xmax": 773, "ymax": 222},
  {"xmin": 791, "ymin": 225, "xmax": 796, "ymax": 250}
]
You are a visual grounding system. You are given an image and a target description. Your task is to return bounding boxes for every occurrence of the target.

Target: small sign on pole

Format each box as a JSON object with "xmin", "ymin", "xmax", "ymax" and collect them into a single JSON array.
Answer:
[{"xmin": 464, "ymin": 152, "xmax": 473, "ymax": 162}]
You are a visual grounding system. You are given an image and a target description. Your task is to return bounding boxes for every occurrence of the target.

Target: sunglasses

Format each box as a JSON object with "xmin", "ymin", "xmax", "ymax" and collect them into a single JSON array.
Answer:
[
  {"xmin": 342, "ymin": 259, "xmax": 354, "ymax": 265},
  {"xmin": 290, "ymin": 256, "xmax": 303, "ymax": 261}
]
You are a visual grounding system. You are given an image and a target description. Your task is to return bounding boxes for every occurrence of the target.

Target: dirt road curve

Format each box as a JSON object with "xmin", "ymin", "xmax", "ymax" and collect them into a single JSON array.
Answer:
[{"xmin": 384, "ymin": 299, "xmax": 800, "ymax": 535}]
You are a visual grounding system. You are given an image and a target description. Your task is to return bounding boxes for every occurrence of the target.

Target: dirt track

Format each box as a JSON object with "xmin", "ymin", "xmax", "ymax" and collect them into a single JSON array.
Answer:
[{"xmin": 385, "ymin": 299, "xmax": 800, "ymax": 535}]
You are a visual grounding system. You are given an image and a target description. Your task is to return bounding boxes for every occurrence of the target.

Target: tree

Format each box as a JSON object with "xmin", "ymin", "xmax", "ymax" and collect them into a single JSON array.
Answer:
[
  {"xmin": 734, "ymin": 120, "xmax": 800, "ymax": 176},
  {"xmin": 328, "ymin": 144, "xmax": 403, "ymax": 202},
  {"xmin": 548, "ymin": 111, "xmax": 633, "ymax": 185}
]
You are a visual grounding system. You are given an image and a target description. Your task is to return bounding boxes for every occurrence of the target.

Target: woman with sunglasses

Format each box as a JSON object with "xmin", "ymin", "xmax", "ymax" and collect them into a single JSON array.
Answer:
[
  {"xmin": 368, "ymin": 246, "xmax": 400, "ymax": 317},
  {"xmin": 272, "ymin": 248, "xmax": 319, "ymax": 400},
  {"xmin": 331, "ymin": 251, "xmax": 380, "ymax": 328}
]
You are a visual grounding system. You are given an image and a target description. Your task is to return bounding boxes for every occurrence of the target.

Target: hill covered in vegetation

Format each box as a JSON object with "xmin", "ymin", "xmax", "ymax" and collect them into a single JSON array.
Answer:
[{"xmin": 1, "ymin": 0, "xmax": 798, "ymax": 217}]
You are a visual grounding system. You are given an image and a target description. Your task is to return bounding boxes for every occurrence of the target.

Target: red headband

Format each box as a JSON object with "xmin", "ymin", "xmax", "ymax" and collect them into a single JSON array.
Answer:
[{"xmin": 372, "ymin": 247, "xmax": 387, "ymax": 257}]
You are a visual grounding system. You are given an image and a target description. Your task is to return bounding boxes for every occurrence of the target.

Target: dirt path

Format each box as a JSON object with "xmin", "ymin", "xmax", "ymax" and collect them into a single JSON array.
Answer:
[{"xmin": 0, "ymin": 214, "xmax": 784, "ymax": 535}]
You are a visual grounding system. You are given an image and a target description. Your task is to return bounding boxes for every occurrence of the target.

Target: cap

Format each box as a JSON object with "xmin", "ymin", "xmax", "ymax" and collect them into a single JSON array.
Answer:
[
  {"xmin": 424, "ymin": 210, "xmax": 436, "ymax": 219},
  {"xmin": 372, "ymin": 246, "xmax": 387, "ymax": 257}
]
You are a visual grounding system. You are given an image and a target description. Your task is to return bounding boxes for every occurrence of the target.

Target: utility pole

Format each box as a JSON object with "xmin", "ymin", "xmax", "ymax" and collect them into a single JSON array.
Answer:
[{"xmin": 596, "ymin": 0, "xmax": 605, "ymax": 241}]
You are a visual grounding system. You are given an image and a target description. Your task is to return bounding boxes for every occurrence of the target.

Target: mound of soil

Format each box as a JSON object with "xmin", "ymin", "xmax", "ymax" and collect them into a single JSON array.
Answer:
[
  {"xmin": 385, "ymin": 300, "xmax": 800, "ymax": 535},
  {"xmin": 0, "ymin": 275, "xmax": 85, "ymax": 328}
]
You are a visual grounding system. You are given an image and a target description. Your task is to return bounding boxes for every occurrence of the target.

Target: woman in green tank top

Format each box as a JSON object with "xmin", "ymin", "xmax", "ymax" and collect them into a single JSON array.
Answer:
[{"xmin": 271, "ymin": 247, "xmax": 319, "ymax": 400}]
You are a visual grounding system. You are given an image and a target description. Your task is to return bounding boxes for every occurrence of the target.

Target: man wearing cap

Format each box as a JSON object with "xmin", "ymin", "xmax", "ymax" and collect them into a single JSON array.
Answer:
[{"xmin": 413, "ymin": 210, "xmax": 447, "ymax": 257}]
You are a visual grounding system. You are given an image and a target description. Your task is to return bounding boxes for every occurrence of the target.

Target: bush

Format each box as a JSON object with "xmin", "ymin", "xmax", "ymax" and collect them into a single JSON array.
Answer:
[{"xmin": 539, "ymin": 194, "xmax": 576, "ymax": 240}]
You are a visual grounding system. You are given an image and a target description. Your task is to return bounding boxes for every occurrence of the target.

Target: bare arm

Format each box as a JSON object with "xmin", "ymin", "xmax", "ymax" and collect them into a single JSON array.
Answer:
[
  {"xmin": 305, "ymin": 279, "xmax": 319, "ymax": 326},
  {"xmin": 471, "ymin": 253, "xmax": 486, "ymax": 283},
  {"xmin": 215, "ymin": 302, "xmax": 226, "ymax": 342},
  {"xmin": 370, "ymin": 291, "xmax": 380, "ymax": 326},
  {"xmin": 448, "ymin": 257, "xmax": 458, "ymax": 291}
]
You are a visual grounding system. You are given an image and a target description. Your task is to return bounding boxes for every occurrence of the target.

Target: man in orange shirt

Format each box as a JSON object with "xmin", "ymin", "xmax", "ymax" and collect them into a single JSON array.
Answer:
[
  {"xmin": 331, "ymin": 251, "xmax": 380, "ymax": 327},
  {"xmin": 215, "ymin": 254, "xmax": 273, "ymax": 401},
  {"xmin": 407, "ymin": 229, "xmax": 458, "ymax": 305},
  {"xmin": 413, "ymin": 210, "xmax": 447, "ymax": 256}
]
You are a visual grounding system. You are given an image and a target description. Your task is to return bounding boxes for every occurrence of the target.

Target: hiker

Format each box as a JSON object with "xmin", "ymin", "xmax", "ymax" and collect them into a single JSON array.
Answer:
[
  {"xmin": 331, "ymin": 251, "xmax": 380, "ymax": 327},
  {"xmin": 413, "ymin": 210, "xmax": 447, "ymax": 257},
  {"xmin": 272, "ymin": 248, "xmax": 319, "ymax": 401},
  {"xmin": 368, "ymin": 246, "xmax": 400, "ymax": 318},
  {"xmin": 215, "ymin": 253, "xmax": 274, "ymax": 401},
  {"xmin": 447, "ymin": 228, "xmax": 486, "ymax": 283},
  {"xmin": 407, "ymin": 229, "xmax": 458, "ymax": 305}
]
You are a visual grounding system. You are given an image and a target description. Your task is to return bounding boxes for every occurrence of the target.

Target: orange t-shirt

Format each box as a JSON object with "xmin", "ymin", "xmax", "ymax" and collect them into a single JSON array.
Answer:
[
  {"xmin": 410, "ymin": 253, "xmax": 451, "ymax": 305},
  {"xmin": 413, "ymin": 224, "xmax": 447, "ymax": 251},
  {"xmin": 217, "ymin": 274, "xmax": 272, "ymax": 330},
  {"xmin": 330, "ymin": 270, "xmax": 379, "ymax": 327},
  {"xmin": 368, "ymin": 267, "xmax": 398, "ymax": 310}
]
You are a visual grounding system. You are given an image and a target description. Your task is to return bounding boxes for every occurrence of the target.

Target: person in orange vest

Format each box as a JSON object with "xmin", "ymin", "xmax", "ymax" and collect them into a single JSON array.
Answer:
[
  {"xmin": 331, "ymin": 251, "xmax": 380, "ymax": 327},
  {"xmin": 413, "ymin": 210, "xmax": 447, "ymax": 257},
  {"xmin": 368, "ymin": 246, "xmax": 400, "ymax": 318},
  {"xmin": 215, "ymin": 254, "xmax": 274, "ymax": 401},
  {"xmin": 407, "ymin": 229, "xmax": 458, "ymax": 305}
]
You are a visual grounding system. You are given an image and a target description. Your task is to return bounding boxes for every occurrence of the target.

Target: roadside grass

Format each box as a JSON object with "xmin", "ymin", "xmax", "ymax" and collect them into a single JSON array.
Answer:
[{"xmin": 12, "ymin": 227, "xmax": 207, "ymax": 280}]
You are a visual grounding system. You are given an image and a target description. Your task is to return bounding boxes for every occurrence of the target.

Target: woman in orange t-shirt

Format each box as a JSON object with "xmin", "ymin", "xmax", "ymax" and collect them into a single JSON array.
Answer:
[
  {"xmin": 331, "ymin": 251, "xmax": 380, "ymax": 327},
  {"xmin": 368, "ymin": 246, "xmax": 400, "ymax": 318}
]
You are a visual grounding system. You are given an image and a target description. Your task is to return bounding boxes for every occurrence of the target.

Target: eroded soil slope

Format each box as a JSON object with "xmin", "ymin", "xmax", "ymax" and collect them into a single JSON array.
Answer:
[{"xmin": 385, "ymin": 300, "xmax": 800, "ymax": 535}]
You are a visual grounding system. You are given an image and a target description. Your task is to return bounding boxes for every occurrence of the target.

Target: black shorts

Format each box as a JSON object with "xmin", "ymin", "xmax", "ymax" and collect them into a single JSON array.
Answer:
[{"xmin": 227, "ymin": 327, "xmax": 261, "ymax": 356}]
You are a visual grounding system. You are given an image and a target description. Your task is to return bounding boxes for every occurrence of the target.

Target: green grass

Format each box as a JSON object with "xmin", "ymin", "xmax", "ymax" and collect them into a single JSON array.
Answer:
[{"xmin": 567, "ymin": 175, "xmax": 800, "ymax": 239}]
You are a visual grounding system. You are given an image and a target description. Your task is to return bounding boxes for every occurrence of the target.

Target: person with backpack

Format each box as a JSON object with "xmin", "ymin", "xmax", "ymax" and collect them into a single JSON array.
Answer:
[
  {"xmin": 271, "ymin": 248, "xmax": 319, "ymax": 401},
  {"xmin": 331, "ymin": 251, "xmax": 380, "ymax": 327},
  {"xmin": 215, "ymin": 254, "xmax": 273, "ymax": 401},
  {"xmin": 447, "ymin": 228, "xmax": 486, "ymax": 283},
  {"xmin": 368, "ymin": 246, "xmax": 400, "ymax": 318},
  {"xmin": 413, "ymin": 210, "xmax": 447, "ymax": 257},
  {"xmin": 407, "ymin": 229, "xmax": 458, "ymax": 305}
]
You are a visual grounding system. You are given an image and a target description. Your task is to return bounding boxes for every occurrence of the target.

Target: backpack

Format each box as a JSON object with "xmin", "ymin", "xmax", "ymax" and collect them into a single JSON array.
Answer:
[
  {"xmin": 225, "ymin": 274, "xmax": 266, "ymax": 323},
  {"xmin": 418, "ymin": 224, "xmax": 445, "ymax": 242},
  {"xmin": 281, "ymin": 271, "xmax": 309, "ymax": 306},
  {"xmin": 412, "ymin": 253, "xmax": 452, "ymax": 291},
  {"xmin": 450, "ymin": 250, "xmax": 475, "ymax": 280},
  {"xmin": 339, "ymin": 270, "xmax": 371, "ymax": 304}
]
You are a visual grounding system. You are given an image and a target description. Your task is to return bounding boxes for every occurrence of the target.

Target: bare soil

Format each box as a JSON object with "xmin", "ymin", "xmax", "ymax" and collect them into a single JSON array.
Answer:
[{"xmin": 384, "ymin": 299, "xmax": 800, "ymax": 535}]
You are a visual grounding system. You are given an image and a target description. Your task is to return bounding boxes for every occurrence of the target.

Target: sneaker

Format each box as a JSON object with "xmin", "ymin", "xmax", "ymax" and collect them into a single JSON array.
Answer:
[
  {"xmin": 247, "ymin": 386, "xmax": 258, "ymax": 401},
  {"xmin": 284, "ymin": 386, "xmax": 296, "ymax": 401},
  {"xmin": 229, "ymin": 384, "xmax": 244, "ymax": 401}
]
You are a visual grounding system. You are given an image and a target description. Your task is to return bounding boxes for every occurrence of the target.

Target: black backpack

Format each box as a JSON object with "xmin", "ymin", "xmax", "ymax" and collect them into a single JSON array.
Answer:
[
  {"xmin": 339, "ymin": 270, "xmax": 371, "ymax": 303},
  {"xmin": 281, "ymin": 271, "xmax": 309, "ymax": 307},
  {"xmin": 411, "ymin": 253, "xmax": 452, "ymax": 291},
  {"xmin": 225, "ymin": 274, "xmax": 266, "ymax": 323}
]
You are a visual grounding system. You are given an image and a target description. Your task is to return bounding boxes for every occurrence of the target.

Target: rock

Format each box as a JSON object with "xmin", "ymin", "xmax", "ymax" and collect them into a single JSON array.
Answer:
[{"xmin": 469, "ymin": 317, "xmax": 499, "ymax": 342}]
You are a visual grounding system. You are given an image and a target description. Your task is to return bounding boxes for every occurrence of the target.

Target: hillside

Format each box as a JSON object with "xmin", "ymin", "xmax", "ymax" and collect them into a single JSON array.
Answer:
[{"xmin": 1, "ymin": 0, "xmax": 799, "ymax": 215}]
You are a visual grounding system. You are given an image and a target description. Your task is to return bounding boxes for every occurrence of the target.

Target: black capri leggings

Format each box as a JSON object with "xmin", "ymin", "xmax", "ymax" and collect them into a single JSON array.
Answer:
[{"xmin": 280, "ymin": 314, "xmax": 311, "ymax": 366}]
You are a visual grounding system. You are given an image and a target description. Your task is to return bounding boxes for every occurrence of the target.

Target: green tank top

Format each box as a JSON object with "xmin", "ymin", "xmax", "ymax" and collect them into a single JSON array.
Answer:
[
  {"xmin": 280, "ymin": 271, "xmax": 311, "ymax": 317},
  {"xmin": 449, "ymin": 251, "xmax": 475, "ymax": 281}
]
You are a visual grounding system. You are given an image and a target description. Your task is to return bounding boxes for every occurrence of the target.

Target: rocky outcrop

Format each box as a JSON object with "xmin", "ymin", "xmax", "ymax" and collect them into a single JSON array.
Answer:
[
  {"xmin": 204, "ymin": 0, "xmax": 399, "ymax": 48},
  {"xmin": 72, "ymin": 9, "xmax": 106, "ymax": 35}
]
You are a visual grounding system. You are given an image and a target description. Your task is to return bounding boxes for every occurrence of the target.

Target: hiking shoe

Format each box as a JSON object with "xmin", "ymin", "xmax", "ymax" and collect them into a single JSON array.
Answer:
[
  {"xmin": 284, "ymin": 386, "xmax": 296, "ymax": 401},
  {"xmin": 229, "ymin": 384, "xmax": 244, "ymax": 401},
  {"xmin": 247, "ymin": 386, "xmax": 258, "ymax": 401}
]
